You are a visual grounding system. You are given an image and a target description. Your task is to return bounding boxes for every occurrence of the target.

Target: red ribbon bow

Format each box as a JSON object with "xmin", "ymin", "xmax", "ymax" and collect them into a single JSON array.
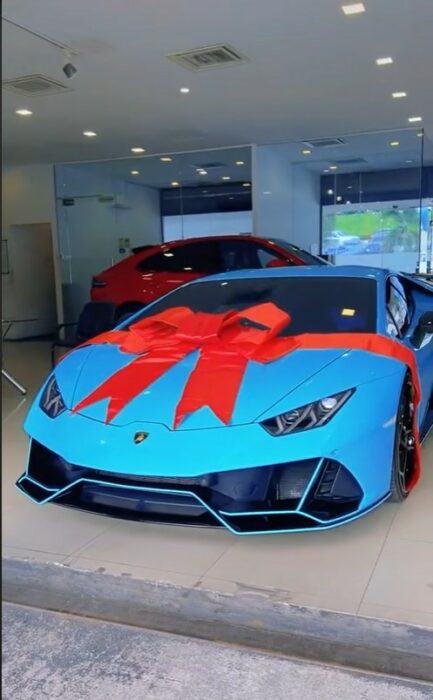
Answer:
[
  {"xmin": 72, "ymin": 302, "xmax": 422, "ymax": 490},
  {"xmin": 73, "ymin": 303, "xmax": 292, "ymax": 428}
]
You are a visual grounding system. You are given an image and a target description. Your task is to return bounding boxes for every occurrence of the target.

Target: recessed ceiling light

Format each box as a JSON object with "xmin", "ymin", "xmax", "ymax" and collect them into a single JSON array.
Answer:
[
  {"xmin": 345, "ymin": 200, "xmax": 351, "ymax": 204},
  {"xmin": 347, "ymin": 185, "xmax": 353, "ymax": 189},
  {"xmin": 180, "ymin": 87, "xmax": 190, "ymax": 94},
  {"xmin": 417, "ymin": 132, "xmax": 423, "ymax": 137},
  {"xmin": 83, "ymin": 130, "xmax": 97, "ymax": 137},
  {"xmin": 341, "ymin": 3, "xmax": 366, "ymax": 16},
  {"xmin": 131, "ymin": 170, "xmax": 140, "ymax": 175},
  {"xmin": 302, "ymin": 149, "xmax": 312, "ymax": 155},
  {"xmin": 263, "ymin": 191, "xmax": 272, "ymax": 195},
  {"xmin": 222, "ymin": 176, "xmax": 231, "ymax": 181},
  {"xmin": 160, "ymin": 156, "xmax": 172, "ymax": 162},
  {"xmin": 235, "ymin": 160, "xmax": 245, "ymax": 166},
  {"xmin": 408, "ymin": 116, "xmax": 422, "ymax": 123},
  {"xmin": 171, "ymin": 181, "xmax": 180, "ymax": 187},
  {"xmin": 327, "ymin": 189, "xmax": 334, "ymax": 195},
  {"xmin": 329, "ymin": 165, "xmax": 338, "ymax": 170},
  {"xmin": 390, "ymin": 141, "xmax": 400, "ymax": 147},
  {"xmin": 376, "ymin": 57, "xmax": 393, "ymax": 66},
  {"xmin": 16, "ymin": 108, "xmax": 33, "ymax": 116},
  {"xmin": 405, "ymin": 160, "xmax": 413, "ymax": 164},
  {"xmin": 392, "ymin": 92, "xmax": 407, "ymax": 99},
  {"xmin": 323, "ymin": 169, "xmax": 330, "ymax": 173},
  {"xmin": 131, "ymin": 147, "xmax": 146, "ymax": 153},
  {"xmin": 337, "ymin": 196, "xmax": 343, "ymax": 202},
  {"xmin": 242, "ymin": 182, "xmax": 251, "ymax": 187},
  {"xmin": 198, "ymin": 170, "xmax": 208, "ymax": 175}
]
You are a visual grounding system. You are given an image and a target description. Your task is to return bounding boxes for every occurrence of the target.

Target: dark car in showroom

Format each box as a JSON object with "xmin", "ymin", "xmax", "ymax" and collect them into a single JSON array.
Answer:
[{"xmin": 91, "ymin": 234, "xmax": 328, "ymax": 321}]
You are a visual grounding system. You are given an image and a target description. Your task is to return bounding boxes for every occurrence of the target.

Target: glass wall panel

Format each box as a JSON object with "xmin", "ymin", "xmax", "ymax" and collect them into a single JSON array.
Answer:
[
  {"xmin": 254, "ymin": 127, "xmax": 431, "ymax": 274},
  {"xmin": 54, "ymin": 146, "xmax": 251, "ymax": 322}
]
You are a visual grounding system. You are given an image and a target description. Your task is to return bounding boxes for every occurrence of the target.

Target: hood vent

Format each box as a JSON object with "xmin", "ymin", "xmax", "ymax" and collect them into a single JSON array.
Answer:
[
  {"xmin": 2, "ymin": 74, "xmax": 71, "ymax": 96},
  {"xmin": 303, "ymin": 137, "xmax": 346, "ymax": 149},
  {"xmin": 167, "ymin": 44, "xmax": 248, "ymax": 71}
]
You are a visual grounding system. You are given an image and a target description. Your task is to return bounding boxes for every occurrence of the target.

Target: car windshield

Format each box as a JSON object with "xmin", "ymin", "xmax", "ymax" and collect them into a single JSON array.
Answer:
[
  {"xmin": 127, "ymin": 276, "xmax": 377, "ymax": 335},
  {"xmin": 266, "ymin": 238, "xmax": 330, "ymax": 266}
]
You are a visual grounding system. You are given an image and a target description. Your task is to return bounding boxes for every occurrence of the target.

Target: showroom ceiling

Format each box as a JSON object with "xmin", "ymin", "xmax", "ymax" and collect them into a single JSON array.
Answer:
[{"xmin": 2, "ymin": 0, "xmax": 433, "ymax": 165}]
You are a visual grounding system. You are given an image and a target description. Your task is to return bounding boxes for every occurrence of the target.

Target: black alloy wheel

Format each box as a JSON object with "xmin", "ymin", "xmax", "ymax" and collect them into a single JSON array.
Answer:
[{"xmin": 389, "ymin": 375, "xmax": 416, "ymax": 502}]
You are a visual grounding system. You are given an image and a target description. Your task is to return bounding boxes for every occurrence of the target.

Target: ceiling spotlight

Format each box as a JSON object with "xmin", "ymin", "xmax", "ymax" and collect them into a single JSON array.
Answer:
[
  {"xmin": 341, "ymin": 3, "xmax": 366, "ymax": 16},
  {"xmin": 405, "ymin": 160, "xmax": 414, "ymax": 164},
  {"xmin": 222, "ymin": 176, "xmax": 231, "ymax": 180},
  {"xmin": 171, "ymin": 181, "xmax": 180, "ymax": 187},
  {"xmin": 198, "ymin": 170, "xmax": 208, "ymax": 175},
  {"xmin": 160, "ymin": 157, "xmax": 172, "ymax": 162},
  {"xmin": 408, "ymin": 116, "xmax": 422, "ymax": 123},
  {"xmin": 329, "ymin": 165, "xmax": 338, "ymax": 170},
  {"xmin": 83, "ymin": 131, "xmax": 97, "ymax": 137},
  {"xmin": 63, "ymin": 62, "xmax": 77, "ymax": 79},
  {"xmin": 131, "ymin": 147, "xmax": 146, "ymax": 153},
  {"xmin": 392, "ymin": 92, "xmax": 407, "ymax": 99},
  {"xmin": 180, "ymin": 87, "xmax": 190, "ymax": 94},
  {"xmin": 323, "ymin": 169, "xmax": 330, "ymax": 173},
  {"xmin": 242, "ymin": 182, "xmax": 251, "ymax": 187},
  {"xmin": 131, "ymin": 170, "xmax": 140, "ymax": 175},
  {"xmin": 337, "ymin": 196, "xmax": 343, "ymax": 202},
  {"xmin": 15, "ymin": 108, "xmax": 33, "ymax": 116},
  {"xmin": 376, "ymin": 57, "xmax": 393, "ymax": 66},
  {"xmin": 302, "ymin": 149, "xmax": 312, "ymax": 155},
  {"xmin": 390, "ymin": 141, "xmax": 400, "ymax": 147},
  {"xmin": 417, "ymin": 132, "xmax": 424, "ymax": 137},
  {"xmin": 327, "ymin": 189, "xmax": 334, "ymax": 195},
  {"xmin": 235, "ymin": 160, "xmax": 245, "ymax": 165}
]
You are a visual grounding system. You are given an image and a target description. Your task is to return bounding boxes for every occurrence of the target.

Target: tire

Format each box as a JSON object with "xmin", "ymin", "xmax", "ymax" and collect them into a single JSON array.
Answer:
[
  {"xmin": 115, "ymin": 303, "xmax": 144, "ymax": 324},
  {"xmin": 389, "ymin": 374, "xmax": 416, "ymax": 503}
]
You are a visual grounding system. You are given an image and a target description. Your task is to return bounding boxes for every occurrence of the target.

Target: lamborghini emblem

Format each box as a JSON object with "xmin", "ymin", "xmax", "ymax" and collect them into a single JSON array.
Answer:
[{"xmin": 134, "ymin": 431, "xmax": 149, "ymax": 444}]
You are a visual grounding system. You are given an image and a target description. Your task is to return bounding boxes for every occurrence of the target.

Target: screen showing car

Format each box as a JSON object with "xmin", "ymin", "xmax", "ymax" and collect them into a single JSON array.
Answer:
[{"xmin": 127, "ymin": 277, "xmax": 377, "ymax": 335}]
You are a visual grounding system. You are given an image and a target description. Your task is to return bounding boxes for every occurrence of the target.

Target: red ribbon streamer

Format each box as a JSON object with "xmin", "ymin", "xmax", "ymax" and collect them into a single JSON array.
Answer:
[{"xmin": 72, "ymin": 303, "xmax": 422, "ymax": 489}]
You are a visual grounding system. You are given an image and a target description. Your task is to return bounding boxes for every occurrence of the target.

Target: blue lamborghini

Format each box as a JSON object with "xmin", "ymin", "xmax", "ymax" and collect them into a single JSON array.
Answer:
[{"xmin": 17, "ymin": 266, "xmax": 433, "ymax": 534}]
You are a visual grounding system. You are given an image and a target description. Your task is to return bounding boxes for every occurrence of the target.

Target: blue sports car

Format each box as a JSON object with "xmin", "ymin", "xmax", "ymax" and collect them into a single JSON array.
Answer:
[{"xmin": 17, "ymin": 266, "xmax": 433, "ymax": 534}]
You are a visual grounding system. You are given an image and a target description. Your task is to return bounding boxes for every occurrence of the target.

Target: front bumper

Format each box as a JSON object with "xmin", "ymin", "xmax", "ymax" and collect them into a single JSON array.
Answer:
[{"xmin": 15, "ymin": 439, "xmax": 384, "ymax": 535}]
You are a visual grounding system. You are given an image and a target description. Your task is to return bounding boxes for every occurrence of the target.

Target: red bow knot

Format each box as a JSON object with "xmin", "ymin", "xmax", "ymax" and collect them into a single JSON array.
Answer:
[{"xmin": 72, "ymin": 303, "xmax": 291, "ymax": 427}]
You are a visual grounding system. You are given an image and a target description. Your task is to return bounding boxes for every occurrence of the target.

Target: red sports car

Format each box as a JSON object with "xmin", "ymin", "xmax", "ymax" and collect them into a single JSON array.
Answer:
[{"xmin": 91, "ymin": 235, "xmax": 327, "ymax": 321}]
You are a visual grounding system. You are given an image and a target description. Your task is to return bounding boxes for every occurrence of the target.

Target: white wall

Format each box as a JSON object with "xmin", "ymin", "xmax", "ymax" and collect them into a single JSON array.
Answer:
[
  {"xmin": 55, "ymin": 164, "xmax": 162, "ymax": 321},
  {"xmin": 163, "ymin": 211, "xmax": 252, "ymax": 241},
  {"xmin": 253, "ymin": 144, "xmax": 293, "ymax": 241},
  {"xmin": 291, "ymin": 164, "xmax": 321, "ymax": 253},
  {"xmin": 253, "ymin": 144, "xmax": 321, "ymax": 252},
  {"xmin": 2, "ymin": 164, "xmax": 63, "ymax": 337}
]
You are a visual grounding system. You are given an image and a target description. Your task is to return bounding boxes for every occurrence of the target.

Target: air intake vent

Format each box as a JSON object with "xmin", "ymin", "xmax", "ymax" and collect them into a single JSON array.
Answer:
[
  {"xmin": 303, "ymin": 137, "xmax": 346, "ymax": 149},
  {"xmin": 167, "ymin": 44, "xmax": 248, "ymax": 71},
  {"xmin": 2, "ymin": 74, "xmax": 72, "ymax": 96}
]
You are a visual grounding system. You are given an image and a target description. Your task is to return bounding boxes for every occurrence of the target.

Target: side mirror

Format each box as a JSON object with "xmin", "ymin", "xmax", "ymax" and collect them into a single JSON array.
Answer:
[
  {"xmin": 411, "ymin": 311, "xmax": 433, "ymax": 349},
  {"xmin": 266, "ymin": 258, "xmax": 289, "ymax": 269}
]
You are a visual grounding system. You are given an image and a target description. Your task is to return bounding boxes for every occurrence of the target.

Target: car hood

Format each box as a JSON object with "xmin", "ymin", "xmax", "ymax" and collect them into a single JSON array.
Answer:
[{"xmin": 56, "ymin": 342, "xmax": 402, "ymax": 430}]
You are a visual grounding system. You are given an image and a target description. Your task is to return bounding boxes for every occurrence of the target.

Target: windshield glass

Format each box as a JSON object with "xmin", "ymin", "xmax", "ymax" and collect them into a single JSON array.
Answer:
[
  {"xmin": 267, "ymin": 238, "xmax": 330, "ymax": 266},
  {"xmin": 128, "ymin": 276, "xmax": 377, "ymax": 335}
]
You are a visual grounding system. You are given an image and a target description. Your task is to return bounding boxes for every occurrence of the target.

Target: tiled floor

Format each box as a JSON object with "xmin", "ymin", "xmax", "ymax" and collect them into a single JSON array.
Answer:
[{"xmin": 2, "ymin": 340, "xmax": 433, "ymax": 628}]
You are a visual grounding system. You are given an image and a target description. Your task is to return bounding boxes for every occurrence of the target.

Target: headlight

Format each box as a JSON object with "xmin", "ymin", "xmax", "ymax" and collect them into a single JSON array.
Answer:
[
  {"xmin": 40, "ymin": 376, "xmax": 66, "ymax": 419},
  {"xmin": 261, "ymin": 389, "xmax": 354, "ymax": 436}
]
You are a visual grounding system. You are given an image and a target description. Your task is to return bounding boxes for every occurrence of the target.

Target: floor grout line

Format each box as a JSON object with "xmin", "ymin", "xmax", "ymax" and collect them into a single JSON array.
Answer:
[{"xmin": 355, "ymin": 507, "xmax": 400, "ymax": 615}]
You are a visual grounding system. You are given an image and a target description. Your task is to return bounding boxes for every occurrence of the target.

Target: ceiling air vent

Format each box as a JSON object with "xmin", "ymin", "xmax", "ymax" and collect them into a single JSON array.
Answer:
[
  {"xmin": 189, "ymin": 162, "xmax": 227, "ymax": 171},
  {"xmin": 167, "ymin": 44, "xmax": 248, "ymax": 71},
  {"xmin": 2, "ymin": 74, "xmax": 72, "ymax": 96},
  {"xmin": 303, "ymin": 137, "xmax": 346, "ymax": 149}
]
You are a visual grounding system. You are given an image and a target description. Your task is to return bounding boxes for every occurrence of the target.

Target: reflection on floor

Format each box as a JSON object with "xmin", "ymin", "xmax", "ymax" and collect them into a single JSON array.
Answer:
[{"xmin": 2, "ymin": 340, "xmax": 433, "ymax": 628}]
